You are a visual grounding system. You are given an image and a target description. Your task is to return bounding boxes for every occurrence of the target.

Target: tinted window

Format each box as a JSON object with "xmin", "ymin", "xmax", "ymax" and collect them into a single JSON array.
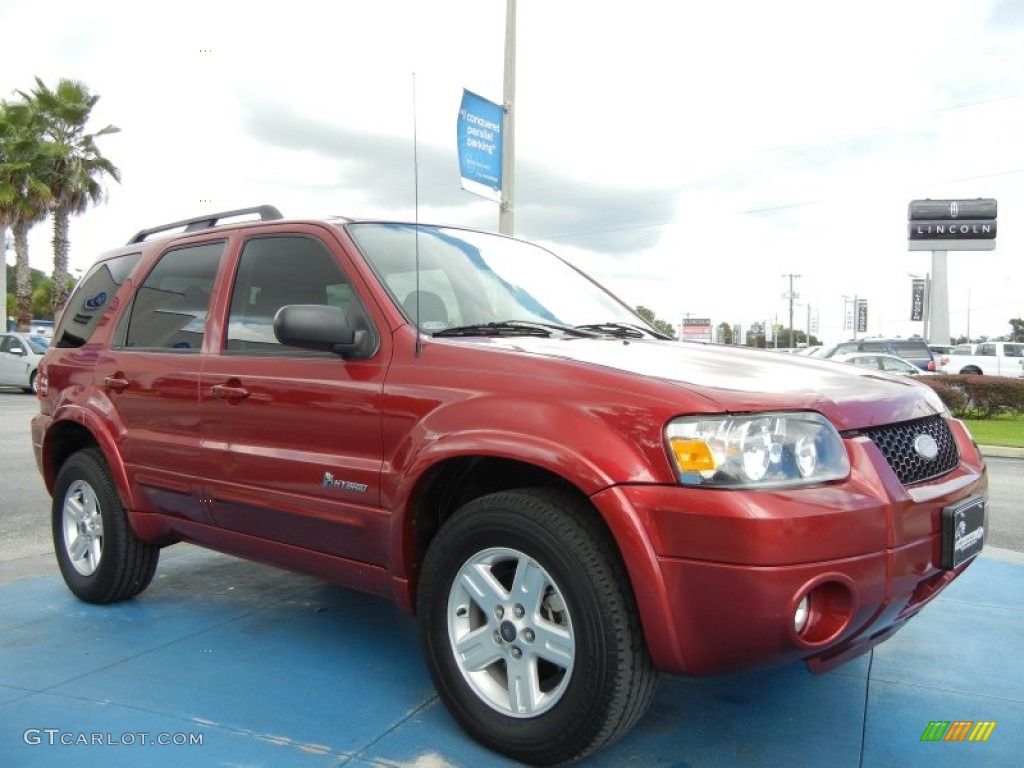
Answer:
[
  {"xmin": 892, "ymin": 341, "xmax": 929, "ymax": 358},
  {"xmin": 54, "ymin": 252, "xmax": 141, "ymax": 348},
  {"xmin": 225, "ymin": 235, "xmax": 365, "ymax": 354},
  {"xmin": 860, "ymin": 342, "xmax": 886, "ymax": 353},
  {"xmin": 124, "ymin": 242, "xmax": 224, "ymax": 350}
]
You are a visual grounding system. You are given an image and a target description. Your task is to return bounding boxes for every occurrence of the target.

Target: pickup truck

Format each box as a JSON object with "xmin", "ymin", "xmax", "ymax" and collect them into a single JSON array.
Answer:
[{"xmin": 939, "ymin": 341, "xmax": 1024, "ymax": 376}]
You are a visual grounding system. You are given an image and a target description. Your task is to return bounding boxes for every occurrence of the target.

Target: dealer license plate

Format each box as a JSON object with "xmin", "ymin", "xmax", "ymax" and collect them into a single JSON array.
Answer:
[{"xmin": 941, "ymin": 496, "xmax": 985, "ymax": 569}]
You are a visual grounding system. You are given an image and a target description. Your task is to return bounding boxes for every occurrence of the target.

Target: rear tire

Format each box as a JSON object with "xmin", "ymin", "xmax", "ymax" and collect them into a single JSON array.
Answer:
[
  {"xmin": 417, "ymin": 488, "xmax": 657, "ymax": 765},
  {"xmin": 22, "ymin": 370, "xmax": 37, "ymax": 395},
  {"xmin": 52, "ymin": 448, "xmax": 159, "ymax": 603}
]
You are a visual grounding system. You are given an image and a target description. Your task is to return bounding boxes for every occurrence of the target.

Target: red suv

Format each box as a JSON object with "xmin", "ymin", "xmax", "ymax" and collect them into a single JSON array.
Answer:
[{"xmin": 32, "ymin": 207, "xmax": 987, "ymax": 765}]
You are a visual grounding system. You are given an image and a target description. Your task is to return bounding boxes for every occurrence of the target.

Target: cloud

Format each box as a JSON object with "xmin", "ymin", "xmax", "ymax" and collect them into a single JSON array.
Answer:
[{"xmin": 239, "ymin": 95, "xmax": 680, "ymax": 254}]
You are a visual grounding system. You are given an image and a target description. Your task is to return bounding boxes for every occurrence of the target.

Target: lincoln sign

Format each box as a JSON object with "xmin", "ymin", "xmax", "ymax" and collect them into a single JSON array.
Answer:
[{"xmin": 908, "ymin": 198, "xmax": 997, "ymax": 251}]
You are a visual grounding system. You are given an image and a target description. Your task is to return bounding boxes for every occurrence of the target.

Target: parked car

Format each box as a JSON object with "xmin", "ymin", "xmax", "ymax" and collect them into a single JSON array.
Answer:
[
  {"xmin": 831, "ymin": 352, "xmax": 936, "ymax": 377},
  {"xmin": 0, "ymin": 332, "xmax": 49, "ymax": 393},
  {"xmin": 820, "ymin": 338, "xmax": 935, "ymax": 370},
  {"xmin": 31, "ymin": 206, "xmax": 988, "ymax": 765},
  {"xmin": 938, "ymin": 341, "xmax": 1024, "ymax": 377}
]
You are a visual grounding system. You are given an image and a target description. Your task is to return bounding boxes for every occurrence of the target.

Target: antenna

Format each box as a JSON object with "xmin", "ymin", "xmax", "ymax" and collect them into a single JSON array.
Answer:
[{"xmin": 412, "ymin": 71, "xmax": 423, "ymax": 357}]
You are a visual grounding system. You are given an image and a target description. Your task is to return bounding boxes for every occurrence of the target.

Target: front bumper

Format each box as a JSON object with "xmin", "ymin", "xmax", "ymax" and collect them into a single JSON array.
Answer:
[{"xmin": 592, "ymin": 419, "xmax": 987, "ymax": 675}]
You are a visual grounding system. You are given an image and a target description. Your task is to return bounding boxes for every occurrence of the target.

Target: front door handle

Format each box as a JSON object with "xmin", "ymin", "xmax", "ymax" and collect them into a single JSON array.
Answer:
[{"xmin": 211, "ymin": 383, "xmax": 251, "ymax": 402}]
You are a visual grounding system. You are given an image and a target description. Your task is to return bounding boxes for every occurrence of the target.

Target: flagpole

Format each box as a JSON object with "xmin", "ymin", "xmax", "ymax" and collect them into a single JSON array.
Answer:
[{"xmin": 499, "ymin": 0, "xmax": 516, "ymax": 235}]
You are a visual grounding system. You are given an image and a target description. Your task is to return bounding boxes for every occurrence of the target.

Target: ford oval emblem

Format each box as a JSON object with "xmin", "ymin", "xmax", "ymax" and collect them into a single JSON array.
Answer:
[
  {"xmin": 84, "ymin": 291, "xmax": 108, "ymax": 310},
  {"xmin": 913, "ymin": 434, "xmax": 939, "ymax": 461}
]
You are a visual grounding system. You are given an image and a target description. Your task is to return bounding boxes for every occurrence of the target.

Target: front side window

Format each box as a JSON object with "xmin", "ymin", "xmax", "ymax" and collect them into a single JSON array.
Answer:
[
  {"xmin": 851, "ymin": 356, "xmax": 880, "ymax": 370},
  {"xmin": 54, "ymin": 252, "xmax": 141, "ymax": 348},
  {"xmin": 124, "ymin": 242, "xmax": 224, "ymax": 351},
  {"xmin": 225, "ymin": 235, "xmax": 365, "ymax": 354},
  {"xmin": 880, "ymin": 357, "xmax": 915, "ymax": 374}
]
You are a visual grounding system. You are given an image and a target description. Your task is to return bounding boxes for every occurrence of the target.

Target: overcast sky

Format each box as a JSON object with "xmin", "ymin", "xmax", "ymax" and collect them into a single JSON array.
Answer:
[{"xmin": 3, "ymin": 0, "xmax": 1023, "ymax": 342}]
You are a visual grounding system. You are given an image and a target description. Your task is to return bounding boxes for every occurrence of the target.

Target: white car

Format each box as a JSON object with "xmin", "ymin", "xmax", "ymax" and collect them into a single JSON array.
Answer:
[
  {"xmin": 831, "ymin": 352, "xmax": 935, "ymax": 377},
  {"xmin": 0, "ymin": 332, "xmax": 50, "ymax": 393}
]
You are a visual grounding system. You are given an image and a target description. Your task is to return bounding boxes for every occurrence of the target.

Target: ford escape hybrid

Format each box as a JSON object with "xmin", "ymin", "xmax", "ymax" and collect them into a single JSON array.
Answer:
[{"xmin": 32, "ymin": 206, "xmax": 987, "ymax": 765}]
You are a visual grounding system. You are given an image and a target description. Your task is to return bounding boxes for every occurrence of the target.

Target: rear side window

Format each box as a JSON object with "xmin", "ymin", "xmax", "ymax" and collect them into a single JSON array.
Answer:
[
  {"xmin": 54, "ymin": 252, "xmax": 141, "ymax": 348},
  {"xmin": 123, "ymin": 242, "xmax": 225, "ymax": 351},
  {"xmin": 224, "ymin": 235, "xmax": 367, "ymax": 354},
  {"xmin": 892, "ymin": 341, "xmax": 929, "ymax": 358}
]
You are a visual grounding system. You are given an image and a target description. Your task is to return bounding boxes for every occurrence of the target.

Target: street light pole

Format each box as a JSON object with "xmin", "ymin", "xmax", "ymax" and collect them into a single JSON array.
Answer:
[{"xmin": 782, "ymin": 273, "xmax": 801, "ymax": 347}]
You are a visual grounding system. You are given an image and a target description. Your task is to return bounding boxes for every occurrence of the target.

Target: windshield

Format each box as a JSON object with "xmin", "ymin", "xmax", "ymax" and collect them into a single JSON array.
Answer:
[
  {"xmin": 26, "ymin": 335, "xmax": 50, "ymax": 354},
  {"xmin": 346, "ymin": 223, "xmax": 648, "ymax": 334}
]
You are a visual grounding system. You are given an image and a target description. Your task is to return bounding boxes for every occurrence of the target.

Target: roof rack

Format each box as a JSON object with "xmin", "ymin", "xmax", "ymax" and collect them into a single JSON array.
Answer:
[{"xmin": 127, "ymin": 205, "xmax": 283, "ymax": 244}]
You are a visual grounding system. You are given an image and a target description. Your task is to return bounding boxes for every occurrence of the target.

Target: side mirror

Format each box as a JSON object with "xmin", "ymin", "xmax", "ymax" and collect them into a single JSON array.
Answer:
[
  {"xmin": 8, "ymin": 344, "xmax": 25, "ymax": 356},
  {"xmin": 273, "ymin": 305, "xmax": 372, "ymax": 359}
]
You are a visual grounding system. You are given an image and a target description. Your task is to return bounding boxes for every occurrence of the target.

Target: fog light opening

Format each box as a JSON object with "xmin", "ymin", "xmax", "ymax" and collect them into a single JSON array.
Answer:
[
  {"xmin": 790, "ymin": 578, "xmax": 855, "ymax": 647},
  {"xmin": 794, "ymin": 594, "xmax": 810, "ymax": 635}
]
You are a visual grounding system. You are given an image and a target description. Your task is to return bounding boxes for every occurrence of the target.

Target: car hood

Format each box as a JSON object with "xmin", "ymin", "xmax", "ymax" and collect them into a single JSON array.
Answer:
[{"xmin": 445, "ymin": 336, "xmax": 944, "ymax": 431}]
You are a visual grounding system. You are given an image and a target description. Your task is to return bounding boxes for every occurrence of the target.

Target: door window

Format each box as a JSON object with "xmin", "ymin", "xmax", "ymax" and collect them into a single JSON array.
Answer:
[
  {"xmin": 225, "ymin": 235, "xmax": 367, "ymax": 354},
  {"xmin": 123, "ymin": 242, "xmax": 224, "ymax": 351}
]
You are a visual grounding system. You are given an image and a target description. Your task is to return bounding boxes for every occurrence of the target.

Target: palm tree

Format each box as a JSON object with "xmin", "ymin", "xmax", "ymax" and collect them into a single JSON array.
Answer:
[
  {"xmin": 24, "ymin": 78, "xmax": 120, "ymax": 312},
  {"xmin": 0, "ymin": 99, "xmax": 53, "ymax": 331}
]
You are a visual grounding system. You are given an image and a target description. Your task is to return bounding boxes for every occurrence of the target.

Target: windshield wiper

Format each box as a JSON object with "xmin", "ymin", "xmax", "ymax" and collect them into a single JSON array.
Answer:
[
  {"xmin": 433, "ymin": 321, "xmax": 600, "ymax": 338},
  {"xmin": 575, "ymin": 322, "xmax": 670, "ymax": 339}
]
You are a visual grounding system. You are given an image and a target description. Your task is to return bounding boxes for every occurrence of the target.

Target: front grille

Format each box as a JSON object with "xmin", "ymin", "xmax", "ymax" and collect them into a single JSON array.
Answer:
[{"xmin": 860, "ymin": 415, "xmax": 959, "ymax": 485}]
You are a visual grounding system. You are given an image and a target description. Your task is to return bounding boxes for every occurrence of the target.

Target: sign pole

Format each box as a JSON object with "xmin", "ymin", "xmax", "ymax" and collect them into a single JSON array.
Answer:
[
  {"xmin": 929, "ymin": 251, "xmax": 949, "ymax": 345},
  {"xmin": 908, "ymin": 198, "xmax": 996, "ymax": 345},
  {"xmin": 923, "ymin": 273, "xmax": 930, "ymax": 343},
  {"xmin": 499, "ymin": 0, "xmax": 516, "ymax": 236}
]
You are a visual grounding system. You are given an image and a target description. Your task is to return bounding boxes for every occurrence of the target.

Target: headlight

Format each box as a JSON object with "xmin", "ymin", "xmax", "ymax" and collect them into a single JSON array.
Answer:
[{"xmin": 665, "ymin": 412, "xmax": 850, "ymax": 488}]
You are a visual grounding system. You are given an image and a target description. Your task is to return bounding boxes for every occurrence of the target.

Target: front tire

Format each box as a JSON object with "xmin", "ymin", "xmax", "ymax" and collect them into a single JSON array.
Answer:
[
  {"xmin": 417, "ymin": 489, "xmax": 657, "ymax": 765},
  {"xmin": 52, "ymin": 448, "xmax": 159, "ymax": 603}
]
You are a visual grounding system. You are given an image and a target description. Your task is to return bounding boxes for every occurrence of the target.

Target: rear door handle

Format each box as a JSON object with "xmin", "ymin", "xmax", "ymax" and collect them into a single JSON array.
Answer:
[
  {"xmin": 104, "ymin": 375, "xmax": 129, "ymax": 392},
  {"xmin": 211, "ymin": 383, "xmax": 251, "ymax": 401}
]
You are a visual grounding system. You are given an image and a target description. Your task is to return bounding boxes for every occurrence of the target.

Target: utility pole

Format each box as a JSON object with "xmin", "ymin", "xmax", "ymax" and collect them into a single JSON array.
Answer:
[
  {"xmin": 498, "ymin": 0, "xmax": 517, "ymax": 235},
  {"xmin": 782, "ymin": 273, "xmax": 801, "ymax": 347}
]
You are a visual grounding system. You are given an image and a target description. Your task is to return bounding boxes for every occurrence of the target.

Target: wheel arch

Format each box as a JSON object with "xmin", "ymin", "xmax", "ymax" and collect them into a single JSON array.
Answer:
[
  {"xmin": 391, "ymin": 452, "xmax": 681, "ymax": 670},
  {"xmin": 41, "ymin": 409, "xmax": 134, "ymax": 512}
]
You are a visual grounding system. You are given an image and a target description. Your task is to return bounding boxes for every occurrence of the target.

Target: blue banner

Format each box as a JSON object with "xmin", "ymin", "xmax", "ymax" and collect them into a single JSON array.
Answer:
[{"xmin": 457, "ymin": 89, "xmax": 503, "ymax": 201}]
